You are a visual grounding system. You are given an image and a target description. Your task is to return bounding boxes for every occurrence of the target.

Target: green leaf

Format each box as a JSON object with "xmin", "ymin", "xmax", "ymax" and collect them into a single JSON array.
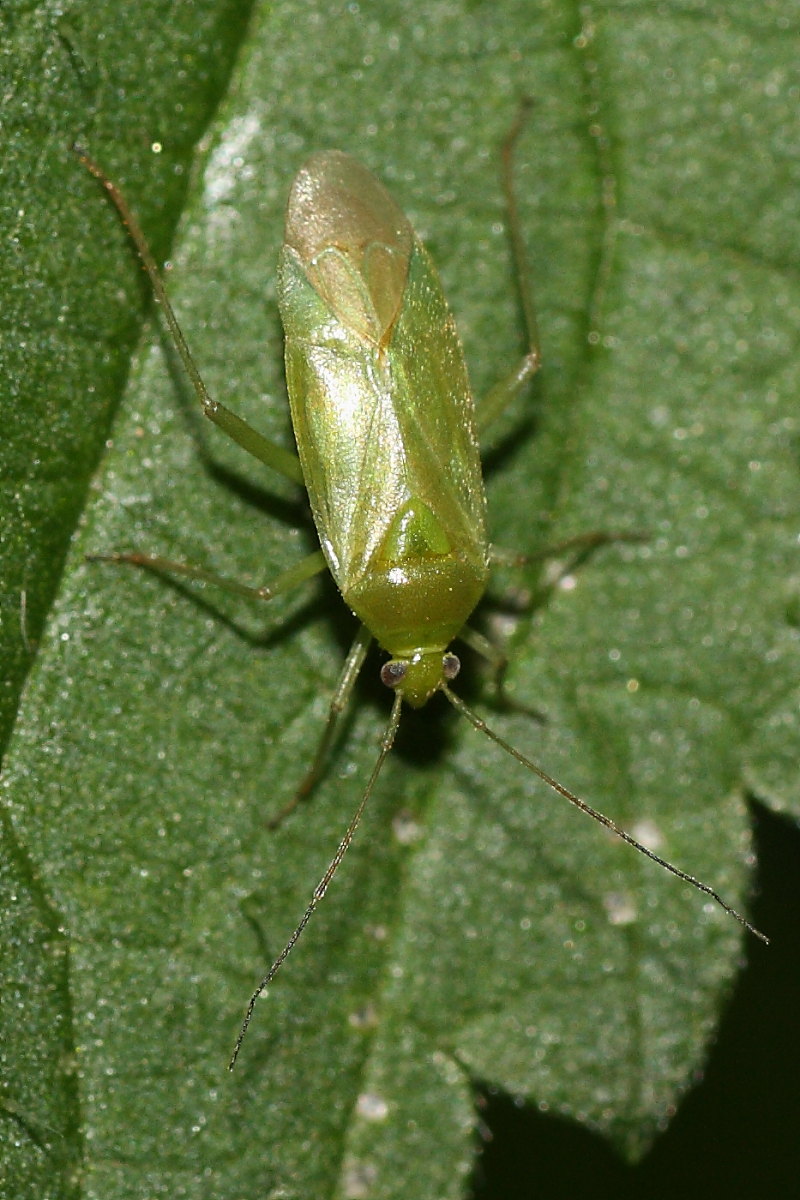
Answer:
[{"xmin": 2, "ymin": 2, "xmax": 798, "ymax": 1197}]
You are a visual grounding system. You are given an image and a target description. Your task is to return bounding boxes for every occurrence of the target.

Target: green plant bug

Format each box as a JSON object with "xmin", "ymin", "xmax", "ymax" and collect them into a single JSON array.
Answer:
[{"xmin": 74, "ymin": 110, "xmax": 768, "ymax": 1071}]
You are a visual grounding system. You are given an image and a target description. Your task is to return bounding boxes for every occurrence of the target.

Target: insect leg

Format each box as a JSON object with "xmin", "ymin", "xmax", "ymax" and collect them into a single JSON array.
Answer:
[
  {"xmin": 87, "ymin": 548, "xmax": 326, "ymax": 602},
  {"xmin": 490, "ymin": 529, "xmax": 648, "ymax": 572},
  {"xmin": 457, "ymin": 623, "xmax": 510, "ymax": 697},
  {"xmin": 267, "ymin": 623, "xmax": 373, "ymax": 828},
  {"xmin": 74, "ymin": 146, "xmax": 304, "ymax": 486},
  {"xmin": 477, "ymin": 353, "xmax": 541, "ymax": 434},
  {"xmin": 204, "ymin": 403, "xmax": 303, "ymax": 484},
  {"xmin": 457, "ymin": 623, "xmax": 544, "ymax": 721},
  {"xmin": 477, "ymin": 99, "xmax": 541, "ymax": 434}
]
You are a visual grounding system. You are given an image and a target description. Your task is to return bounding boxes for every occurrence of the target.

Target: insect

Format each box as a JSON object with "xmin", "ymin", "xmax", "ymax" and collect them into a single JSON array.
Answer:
[{"xmin": 74, "ymin": 110, "xmax": 768, "ymax": 1069}]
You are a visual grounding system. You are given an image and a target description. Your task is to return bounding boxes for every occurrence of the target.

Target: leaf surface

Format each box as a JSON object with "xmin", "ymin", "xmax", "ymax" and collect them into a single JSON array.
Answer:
[{"xmin": 2, "ymin": 2, "xmax": 798, "ymax": 1197}]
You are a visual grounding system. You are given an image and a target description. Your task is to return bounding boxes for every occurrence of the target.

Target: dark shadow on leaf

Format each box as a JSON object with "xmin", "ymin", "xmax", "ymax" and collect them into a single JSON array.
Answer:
[{"xmin": 469, "ymin": 803, "xmax": 800, "ymax": 1200}]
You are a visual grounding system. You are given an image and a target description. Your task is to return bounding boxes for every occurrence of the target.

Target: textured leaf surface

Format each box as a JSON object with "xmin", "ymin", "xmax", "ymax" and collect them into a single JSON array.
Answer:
[{"xmin": 2, "ymin": 2, "xmax": 798, "ymax": 1198}]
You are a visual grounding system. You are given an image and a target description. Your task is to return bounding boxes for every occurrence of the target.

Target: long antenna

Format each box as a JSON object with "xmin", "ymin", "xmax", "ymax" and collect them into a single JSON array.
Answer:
[
  {"xmin": 442, "ymin": 686, "xmax": 769, "ymax": 944},
  {"xmin": 228, "ymin": 692, "xmax": 404, "ymax": 1069}
]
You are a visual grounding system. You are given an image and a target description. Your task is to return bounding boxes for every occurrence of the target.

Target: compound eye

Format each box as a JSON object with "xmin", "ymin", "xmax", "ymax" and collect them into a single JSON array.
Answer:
[
  {"xmin": 380, "ymin": 660, "xmax": 408, "ymax": 689},
  {"xmin": 442, "ymin": 653, "xmax": 461, "ymax": 681}
]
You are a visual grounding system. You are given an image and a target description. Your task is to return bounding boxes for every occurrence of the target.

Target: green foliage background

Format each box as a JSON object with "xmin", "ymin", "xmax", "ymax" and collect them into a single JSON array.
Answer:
[{"xmin": 1, "ymin": 1, "xmax": 798, "ymax": 1197}]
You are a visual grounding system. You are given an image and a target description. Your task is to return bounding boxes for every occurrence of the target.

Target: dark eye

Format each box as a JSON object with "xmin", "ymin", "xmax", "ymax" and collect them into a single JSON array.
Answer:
[
  {"xmin": 380, "ymin": 660, "xmax": 408, "ymax": 688},
  {"xmin": 442, "ymin": 653, "xmax": 460, "ymax": 681}
]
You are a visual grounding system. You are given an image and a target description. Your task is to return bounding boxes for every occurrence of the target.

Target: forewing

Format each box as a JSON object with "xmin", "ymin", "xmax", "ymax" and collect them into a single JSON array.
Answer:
[{"xmin": 279, "ymin": 155, "xmax": 485, "ymax": 594}]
